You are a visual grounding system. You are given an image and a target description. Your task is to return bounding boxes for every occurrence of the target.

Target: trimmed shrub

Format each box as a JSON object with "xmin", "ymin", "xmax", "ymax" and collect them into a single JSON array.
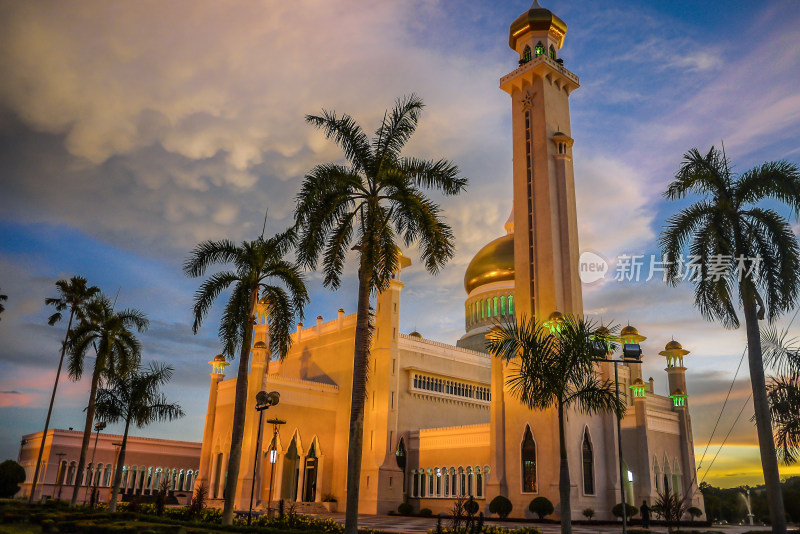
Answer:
[
  {"xmin": 398, "ymin": 502, "xmax": 413, "ymax": 515},
  {"xmin": 420, "ymin": 508, "xmax": 433, "ymax": 516},
  {"xmin": 582, "ymin": 507, "xmax": 594, "ymax": 520},
  {"xmin": 529, "ymin": 497, "xmax": 554, "ymax": 519},
  {"xmin": 0, "ymin": 460, "xmax": 26, "ymax": 498},
  {"xmin": 489, "ymin": 495, "xmax": 513, "ymax": 519},
  {"xmin": 612, "ymin": 502, "xmax": 639, "ymax": 520},
  {"xmin": 464, "ymin": 497, "xmax": 479, "ymax": 515},
  {"xmin": 688, "ymin": 506, "xmax": 703, "ymax": 521}
]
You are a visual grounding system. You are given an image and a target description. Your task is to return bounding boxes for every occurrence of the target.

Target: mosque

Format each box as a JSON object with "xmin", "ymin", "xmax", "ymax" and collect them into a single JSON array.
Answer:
[{"xmin": 196, "ymin": 1, "xmax": 704, "ymax": 520}]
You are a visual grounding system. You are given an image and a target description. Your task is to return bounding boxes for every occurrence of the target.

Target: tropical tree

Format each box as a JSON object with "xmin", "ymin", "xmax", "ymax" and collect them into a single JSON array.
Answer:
[
  {"xmin": 29, "ymin": 276, "xmax": 100, "ymax": 502},
  {"xmin": 487, "ymin": 315, "xmax": 624, "ymax": 534},
  {"xmin": 0, "ymin": 288, "xmax": 7, "ymax": 319},
  {"xmin": 763, "ymin": 326, "xmax": 800, "ymax": 465},
  {"xmin": 184, "ymin": 227, "xmax": 308, "ymax": 525},
  {"xmin": 67, "ymin": 295, "xmax": 148, "ymax": 506},
  {"xmin": 94, "ymin": 361, "xmax": 184, "ymax": 512},
  {"xmin": 295, "ymin": 94, "xmax": 466, "ymax": 534},
  {"xmin": 660, "ymin": 146, "xmax": 800, "ymax": 533}
]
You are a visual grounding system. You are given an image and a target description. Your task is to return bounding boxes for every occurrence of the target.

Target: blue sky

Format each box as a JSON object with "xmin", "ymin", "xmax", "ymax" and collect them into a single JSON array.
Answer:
[{"xmin": 1, "ymin": 0, "xmax": 799, "ymax": 487}]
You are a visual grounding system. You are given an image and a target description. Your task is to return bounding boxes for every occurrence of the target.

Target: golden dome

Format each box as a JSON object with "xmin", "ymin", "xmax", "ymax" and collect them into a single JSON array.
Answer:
[
  {"xmin": 464, "ymin": 234, "xmax": 515, "ymax": 294},
  {"xmin": 595, "ymin": 326, "xmax": 610, "ymax": 336},
  {"xmin": 409, "ymin": 331, "xmax": 422, "ymax": 338},
  {"xmin": 253, "ymin": 341, "xmax": 268, "ymax": 349},
  {"xmin": 509, "ymin": 0, "xmax": 567, "ymax": 50},
  {"xmin": 620, "ymin": 325, "xmax": 639, "ymax": 337},
  {"xmin": 672, "ymin": 387, "xmax": 685, "ymax": 396},
  {"xmin": 665, "ymin": 340, "xmax": 683, "ymax": 350},
  {"xmin": 632, "ymin": 378, "xmax": 646, "ymax": 386},
  {"xmin": 213, "ymin": 354, "xmax": 225, "ymax": 362}
]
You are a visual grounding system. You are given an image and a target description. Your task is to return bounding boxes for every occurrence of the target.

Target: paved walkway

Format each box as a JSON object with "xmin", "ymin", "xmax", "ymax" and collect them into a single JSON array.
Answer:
[{"xmin": 308, "ymin": 513, "xmax": 773, "ymax": 534}]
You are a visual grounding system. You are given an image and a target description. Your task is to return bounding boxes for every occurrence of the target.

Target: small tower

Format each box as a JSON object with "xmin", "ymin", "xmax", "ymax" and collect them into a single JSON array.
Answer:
[
  {"xmin": 659, "ymin": 340, "xmax": 690, "ymax": 407},
  {"xmin": 196, "ymin": 355, "xmax": 228, "ymax": 491}
]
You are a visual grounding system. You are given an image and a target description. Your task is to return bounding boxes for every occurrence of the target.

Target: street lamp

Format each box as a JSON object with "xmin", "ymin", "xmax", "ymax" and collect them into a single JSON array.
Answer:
[
  {"xmin": 248, "ymin": 390, "xmax": 280, "ymax": 525},
  {"xmin": 266, "ymin": 418, "xmax": 286, "ymax": 517},
  {"xmin": 593, "ymin": 324, "xmax": 645, "ymax": 534},
  {"xmin": 86, "ymin": 421, "xmax": 106, "ymax": 504}
]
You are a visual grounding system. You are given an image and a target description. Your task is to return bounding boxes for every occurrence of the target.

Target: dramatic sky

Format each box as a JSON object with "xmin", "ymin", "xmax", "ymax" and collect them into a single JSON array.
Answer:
[{"xmin": 1, "ymin": 0, "xmax": 799, "ymax": 488}]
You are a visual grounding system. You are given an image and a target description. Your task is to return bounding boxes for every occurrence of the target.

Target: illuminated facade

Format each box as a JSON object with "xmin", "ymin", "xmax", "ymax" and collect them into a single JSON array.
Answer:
[{"xmin": 197, "ymin": 1, "xmax": 703, "ymax": 519}]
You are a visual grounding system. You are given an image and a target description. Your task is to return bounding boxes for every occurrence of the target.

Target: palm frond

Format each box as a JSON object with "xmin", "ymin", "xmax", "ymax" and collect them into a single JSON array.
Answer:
[
  {"xmin": 399, "ymin": 157, "xmax": 467, "ymax": 196},
  {"xmin": 735, "ymin": 160, "xmax": 800, "ymax": 215},
  {"xmin": 183, "ymin": 240, "xmax": 240, "ymax": 278},
  {"xmin": 191, "ymin": 271, "xmax": 240, "ymax": 334},
  {"xmin": 305, "ymin": 110, "xmax": 372, "ymax": 174},
  {"xmin": 373, "ymin": 94, "xmax": 424, "ymax": 170}
]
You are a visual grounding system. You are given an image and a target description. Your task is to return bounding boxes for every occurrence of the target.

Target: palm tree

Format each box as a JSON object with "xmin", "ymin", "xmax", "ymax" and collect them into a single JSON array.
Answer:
[
  {"xmin": 67, "ymin": 295, "xmax": 148, "ymax": 506},
  {"xmin": 660, "ymin": 146, "xmax": 800, "ymax": 533},
  {"xmin": 0, "ymin": 288, "xmax": 7, "ymax": 319},
  {"xmin": 183, "ymin": 227, "xmax": 308, "ymax": 525},
  {"xmin": 294, "ymin": 94, "xmax": 466, "ymax": 534},
  {"xmin": 94, "ymin": 361, "xmax": 184, "ymax": 512},
  {"xmin": 486, "ymin": 315, "xmax": 624, "ymax": 534},
  {"xmin": 29, "ymin": 276, "xmax": 100, "ymax": 502},
  {"xmin": 763, "ymin": 326, "xmax": 800, "ymax": 465}
]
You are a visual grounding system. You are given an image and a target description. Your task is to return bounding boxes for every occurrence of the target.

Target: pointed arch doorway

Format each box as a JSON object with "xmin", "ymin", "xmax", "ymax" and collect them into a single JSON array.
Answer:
[
  {"xmin": 281, "ymin": 437, "xmax": 301, "ymax": 501},
  {"xmin": 302, "ymin": 440, "xmax": 318, "ymax": 502}
]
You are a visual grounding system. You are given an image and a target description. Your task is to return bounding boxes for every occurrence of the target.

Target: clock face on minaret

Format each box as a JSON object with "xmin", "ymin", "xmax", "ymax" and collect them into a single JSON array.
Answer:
[{"xmin": 500, "ymin": 0, "xmax": 583, "ymax": 323}]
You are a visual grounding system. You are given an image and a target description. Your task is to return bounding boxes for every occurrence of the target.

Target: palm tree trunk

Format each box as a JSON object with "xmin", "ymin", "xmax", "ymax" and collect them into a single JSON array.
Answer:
[
  {"xmin": 742, "ymin": 286, "xmax": 787, "ymax": 533},
  {"xmin": 70, "ymin": 366, "xmax": 101, "ymax": 506},
  {"xmin": 221, "ymin": 290, "xmax": 259, "ymax": 525},
  {"xmin": 109, "ymin": 416, "xmax": 131, "ymax": 512},
  {"xmin": 29, "ymin": 309, "xmax": 75, "ymax": 503},
  {"xmin": 344, "ymin": 268, "xmax": 371, "ymax": 534},
  {"xmin": 557, "ymin": 401, "xmax": 572, "ymax": 534}
]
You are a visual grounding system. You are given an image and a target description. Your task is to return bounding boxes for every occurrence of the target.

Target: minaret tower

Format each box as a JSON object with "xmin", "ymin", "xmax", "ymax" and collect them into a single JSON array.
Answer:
[{"xmin": 502, "ymin": 0, "xmax": 582, "ymax": 321}]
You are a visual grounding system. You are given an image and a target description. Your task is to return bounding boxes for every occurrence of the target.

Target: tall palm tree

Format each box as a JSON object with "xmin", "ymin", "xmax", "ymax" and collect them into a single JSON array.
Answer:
[
  {"xmin": 486, "ymin": 315, "xmax": 624, "ymax": 534},
  {"xmin": 295, "ymin": 93, "xmax": 467, "ymax": 534},
  {"xmin": 29, "ymin": 276, "xmax": 100, "ymax": 502},
  {"xmin": 94, "ymin": 361, "xmax": 184, "ymax": 511},
  {"xmin": 0, "ymin": 288, "xmax": 7, "ymax": 319},
  {"xmin": 762, "ymin": 326, "xmax": 800, "ymax": 465},
  {"xmin": 660, "ymin": 146, "xmax": 800, "ymax": 533},
  {"xmin": 67, "ymin": 295, "xmax": 148, "ymax": 506},
  {"xmin": 184, "ymin": 227, "xmax": 308, "ymax": 525}
]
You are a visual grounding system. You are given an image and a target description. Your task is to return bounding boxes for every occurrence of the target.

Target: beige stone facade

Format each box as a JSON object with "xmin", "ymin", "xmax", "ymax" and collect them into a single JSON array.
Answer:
[
  {"xmin": 17, "ymin": 429, "xmax": 200, "ymax": 504},
  {"xmin": 197, "ymin": 1, "xmax": 704, "ymax": 520}
]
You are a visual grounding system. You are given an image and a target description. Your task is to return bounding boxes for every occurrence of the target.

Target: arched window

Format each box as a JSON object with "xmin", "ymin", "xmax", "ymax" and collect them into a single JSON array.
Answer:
[
  {"xmin": 582, "ymin": 429, "xmax": 595, "ymax": 495},
  {"xmin": 450, "ymin": 467, "xmax": 457, "ymax": 496},
  {"xmin": 521, "ymin": 426, "xmax": 537, "ymax": 492},
  {"xmin": 428, "ymin": 468, "xmax": 434, "ymax": 496},
  {"xmin": 522, "ymin": 45, "xmax": 532, "ymax": 63},
  {"xmin": 412, "ymin": 470, "xmax": 419, "ymax": 497},
  {"xmin": 508, "ymin": 296, "xmax": 514, "ymax": 314},
  {"xmin": 549, "ymin": 44, "xmax": 556, "ymax": 60},
  {"xmin": 458, "ymin": 467, "xmax": 466, "ymax": 497},
  {"xmin": 435, "ymin": 468, "xmax": 442, "ymax": 496},
  {"xmin": 653, "ymin": 458, "xmax": 661, "ymax": 492},
  {"xmin": 467, "ymin": 466, "xmax": 474, "ymax": 496},
  {"xmin": 493, "ymin": 297, "xmax": 498, "ymax": 316},
  {"xmin": 443, "ymin": 468, "xmax": 449, "ymax": 497},
  {"xmin": 500, "ymin": 296, "xmax": 506, "ymax": 315},
  {"xmin": 535, "ymin": 41, "xmax": 545, "ymax": 57},
  {"xmin": 475, "ymin": 466, "xmax": 483, "ymax": 498}
]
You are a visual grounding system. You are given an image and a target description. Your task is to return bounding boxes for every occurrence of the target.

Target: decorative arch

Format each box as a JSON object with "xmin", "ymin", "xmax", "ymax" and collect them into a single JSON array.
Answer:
[
  {"xmin": 535, "ymin": 41, "xmax": 545, "ymax": 57},
  {"xmin": 281, "ymin": 432, "xmax": 303, "ymax": 501},
  {"xmin": 549, "ymin": 44, "xmax": 556, "ymax": 59},
  {"xmin": 522, "ymin": 45, "xmax": 532, "ymax": 63},
  {"xmin": 581, "ymin": 427, "xmax": 595, "ymax": 495},
  {"xmin": 521, "ymin": 425, "xmax": 537, "ymax": 493},
  {"xmin": 653, "ymin": 456, "xmax": 661, "ymax": 492},
  {"xmin": 662, "ymin": 454, "xmax": 671, "ymax": 493}
]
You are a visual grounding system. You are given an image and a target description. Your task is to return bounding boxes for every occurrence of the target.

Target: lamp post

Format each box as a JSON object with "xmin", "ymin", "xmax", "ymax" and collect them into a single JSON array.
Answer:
[
  {"xmin": 266, "ymin": 418, "xmax": 286, "ymax": 517},
  {"xmin": 85, "ymin": 421, "xmax": 106, "ymax": 504},
  {"xmin": 55, "ymin": 452, "xmax": 67, "ymax": 500},
  {"xmin": 248, "ymin": 390, "xmax": 280, "ymax": 525},
  {"xmin": 593, "ymin": 325, "xmax": 645, "ymax": 534}
]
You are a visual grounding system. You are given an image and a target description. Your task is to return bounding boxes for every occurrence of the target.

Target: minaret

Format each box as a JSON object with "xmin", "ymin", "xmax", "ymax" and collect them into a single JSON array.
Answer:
[
  {"xmin": 659, "ymin": 340, "xmax": 703, "ymax": 510},
  {"xmin": 196, "ymin": 355, "xmax": 228, "ymax": 492},
  {"xmin": 487, "ymin": 2, "xmax": 583, "ymax": 516},
  {"xmin": 502, "ymin": 0, "xmax": 582, "ymax": 322}
]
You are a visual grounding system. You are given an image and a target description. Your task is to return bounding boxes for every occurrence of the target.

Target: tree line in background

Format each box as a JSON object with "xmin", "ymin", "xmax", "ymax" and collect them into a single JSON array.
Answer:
[
  {"xmin": 3, "ymin": 101, "xmax": 800, "ymax": 534},
  {"xmin": 699, "ymin": 478, "xmax": 800, "ymax": 525}
]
